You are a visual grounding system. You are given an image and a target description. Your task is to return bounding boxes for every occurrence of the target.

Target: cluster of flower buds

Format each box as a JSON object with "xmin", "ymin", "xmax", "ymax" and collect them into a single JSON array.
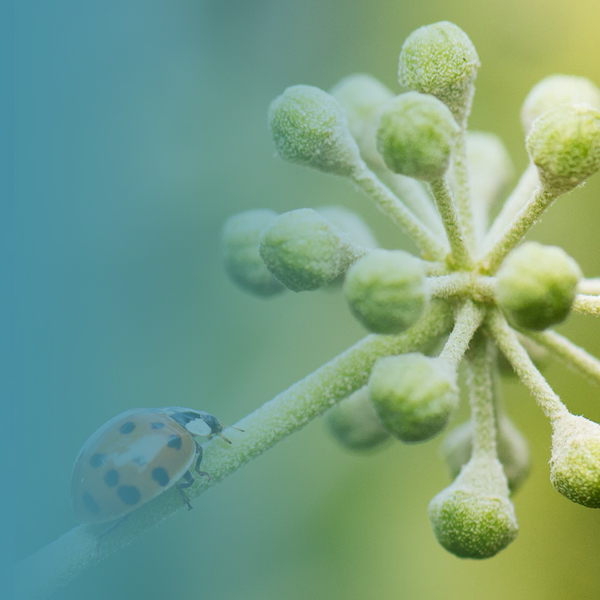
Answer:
[{"xmin": 222, "ymin": 21, "xmax": 600, "ymax": 558}]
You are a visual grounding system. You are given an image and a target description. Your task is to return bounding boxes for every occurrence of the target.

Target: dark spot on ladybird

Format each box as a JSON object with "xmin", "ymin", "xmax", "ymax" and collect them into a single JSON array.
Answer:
[
  {"xmin": 82, "ymin": 491, "xmax": 100, "ymax": 515},
  {"xmin": 167, "ymin": 435, "xmax": 182, "ymax": 450},
  {"xmin": 120, "ymin": 421, "xmax": 136, "ymax": 434},
  {"xmin": 117, "ymin": 485, "xmax": 141, "ymax": 505},
  {"xmin": 152, "ymin": 467, "xmax": 170, "ymax": 487},
  {"xmin": 104, "ymin": 469, "xmax": 119, "ymax": 487},
  {"xmin": 151, "ymin": 422, "xmax": 165, "ymax": 429},
  {"xmin": 89, "ymin": 453, "xmax": 107, "ymax": 468}
]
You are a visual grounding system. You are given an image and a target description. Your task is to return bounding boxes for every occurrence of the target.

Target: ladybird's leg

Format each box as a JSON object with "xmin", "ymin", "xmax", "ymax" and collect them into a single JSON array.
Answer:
[
  {"xmin": 194, "ymin": 440, "xmax": 213, "ymax": 480},
  {"xmin": 95, "ymin": 516, "xmax": 129, "ymax": 560},
  {"xmin": 176, "ymin": 470, "xmax": 194, "ymax": 510}
]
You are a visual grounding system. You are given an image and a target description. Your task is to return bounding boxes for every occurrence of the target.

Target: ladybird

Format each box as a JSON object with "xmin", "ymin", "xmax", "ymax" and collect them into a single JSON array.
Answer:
[{"xmin": 72, "ymin": 407, "xmax": 238, "ymax": 526}]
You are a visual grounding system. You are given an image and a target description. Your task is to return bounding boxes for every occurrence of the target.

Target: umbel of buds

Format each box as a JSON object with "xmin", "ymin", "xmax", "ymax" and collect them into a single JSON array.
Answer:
[{"xmin": 221, "ymin": 19, "xmax": 600, "ymax": 562}]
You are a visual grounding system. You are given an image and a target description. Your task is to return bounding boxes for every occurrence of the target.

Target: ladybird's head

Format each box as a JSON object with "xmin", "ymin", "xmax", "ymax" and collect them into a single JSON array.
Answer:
[{"xmin": 162, "ymin": 407, "xmax": 243, "ymax": 443}]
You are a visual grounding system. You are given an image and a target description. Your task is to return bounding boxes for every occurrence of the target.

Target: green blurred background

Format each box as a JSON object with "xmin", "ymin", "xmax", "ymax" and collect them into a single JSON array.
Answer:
[{"xmin": 15, "ymin": 1, "xmax": 600, "ymax": 598}]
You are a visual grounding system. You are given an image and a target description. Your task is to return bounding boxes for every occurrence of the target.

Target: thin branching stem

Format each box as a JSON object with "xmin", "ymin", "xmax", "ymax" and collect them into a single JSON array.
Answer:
[
  {"xmin": 486, "ymin": 309, "xmax": 568, "ymax": 422},
  {"xmin": 351, "ymin": 165, "xmax": 449, "ymax": 260},
  {"xmin": 15, "ymin": 303, "xmax": 453, "ymax": 600},
  {"xmin": 428, "ymin": 273, "xmax": 496, "ymax": 302},
  {"xmin": 451, "ymin": 131, "xmax": 476, "ymax": 253},
  {"xmin": 465, "ymin": 334, "xmax": 498, "ymax": 459},
  {"xmin": 527, "ymin": 329, "xmax": 600, "ymax": 386},
  {"xmin": 573, "ymin": 294, "xmax": 600, "ymax": 316},
  {"xmin": 439, "ymin": 300, "xmax": 484, "ymax": 369},
  {"xmin": 482, "ymin": 163, "xmax": 538, "ymax": 256},
  {"xmin": 481, "ymin": 184, "xmax": 558, "ymax": 274},
  {"xmin": 578, "ymin": 278, "xmax": 600, "ymax": 295},
  {"xmin": 428, "ymin": 178, "xmax": 473, "ymax": 268}
]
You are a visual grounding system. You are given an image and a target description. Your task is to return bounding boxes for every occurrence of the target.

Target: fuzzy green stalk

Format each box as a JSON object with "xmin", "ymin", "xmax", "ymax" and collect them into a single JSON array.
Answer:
[
  {"xmin": 15, "ymin": 303, "xmax": 453, "ymax": 600},
  {"xmin": 527, "ymin": 329, "xmax": 600, "ymax": 386},
  {"xmin": 480, "ymin": 185, "xmax": 558, "ymax": 274},
  {"xmin": 578, "ymin": 278, "xmax": 600, "ymax": 295},
  {"xmin": 486, "ymin": 309, "xmax": 568, "ymax": 421},
  {"xmin": 428, "ymin": 178, "xmax": 472, "ymax": 268},
  {"xmin": 428, "ymin": 273, "xmax": 496, "ymax": 302},
  {"xmin": 451, "ymin": 132, "xmax": 476, "ymax": 253},
  {"xmin": 351, "ymin": 165, "xmax": 449, "ymax": 260},
  {"xmin": 439, "ymin": 300, "xmax": 485, "ymax": 369},
  {"xmin": 573, "ymin": 294, "xmax": 600, "ymax": 316}
]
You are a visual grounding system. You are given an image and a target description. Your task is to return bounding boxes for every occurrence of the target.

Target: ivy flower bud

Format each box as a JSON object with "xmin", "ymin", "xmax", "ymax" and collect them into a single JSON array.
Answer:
[
  {"xmin": 521, "ymin": 75, "xmax": 600, "ymax": 134},
  {"xmin": 526, "ymin": 103, "xmax": 600, "ymax": 193},
  {"xmin": 259, "ymin": 208, "xmax": 364, "ymax": 292},
  {"xmin": 443, "ymin": 416, "xmax": 530, "ymax": 492},
  {"xmin": 428, "ymin": 457, "xmax": 518, "ymax": 559},
  {"xmin": 398, "ymin": 21, "xmax": 480, "ymax": 126},
  {"xmin": 377, "ymin": 92, "xmax": 460, "ymax": 181},
  {"xmin": 497, "ymin": 242, "xmax": 582, "ymax": 331},
  {"xmin": 550, "ymin": 412, "xmax": 600, "ymax": 508},
  {"xmin": 221, "ymin": 209, "xmax": 285, "ymax": 297},
  {"xmin": 268, "ymin": 85, "xmax": 362, "ymax": 177},
  {"xmin": 330, "ymin": 74, "xmax": 394, "ymax": 170},
  {"xmin": 344, "ymin": 249, "xmax": 427, "ymax": 334},
  {"xmin": 326, "ymin": 386, "xmax": 390, "ymax": 451},
  {"xmin": 369, "ymin": 354, "xmax": 459, "ymax": 443}
]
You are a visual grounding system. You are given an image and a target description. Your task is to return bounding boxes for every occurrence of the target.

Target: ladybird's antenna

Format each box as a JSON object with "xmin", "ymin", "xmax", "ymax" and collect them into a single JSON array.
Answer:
[{"xmin": 217, "ymin": 433, "xmax": 232, "ymax": 444}]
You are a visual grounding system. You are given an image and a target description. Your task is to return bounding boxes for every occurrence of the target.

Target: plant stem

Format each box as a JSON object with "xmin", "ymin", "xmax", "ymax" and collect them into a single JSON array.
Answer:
[
  {"xmin": 439, "ymin": 300, "xmax": 484, "ymax": 369},
  {"xmin": 465, "ymin": 334, "xmax": 497, "ymax": 459},
  {"xmin": 451, "ymin": 131, "xmax": 476, "ymax": 252},
  {"xmin": 578, "ymin": 278, "xmax": 600, "ymax": 295},
  {"xmin": 427, "ymin": 273, "xmax": 496, "ymax": 302},
  {"xmin": 15, "ymin": 302, "xmax": 453, "ymax": 600},
  {"xmin": 573, "ymin": 294, "xmax": 600, "ymax": 316},
  {"xmin": 482, "ymin": 163, "xmax": 538, "ymax": 256},
  {"xmin": 480, "ymin": 184, "xmax": 558, "ymax": 274},
  {"xmin": 428, "ymin": 178, "xmax": 473, "ymax": 269},
  {"xmin": 486, "ymin": 309, "xmax": 568, "ymax": 422},
  {"xmin": 351, "ymin": 165, "xmax": 449, "ymax": 260},
  {"xmin": 527, "ymin": 329, "xmax": 600, "ymax": 385}
]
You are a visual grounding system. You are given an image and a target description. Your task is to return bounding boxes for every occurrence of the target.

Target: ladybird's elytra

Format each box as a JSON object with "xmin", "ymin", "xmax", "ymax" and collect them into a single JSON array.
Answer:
[{"xmin": 72, "ymin": 407, "xmax": 232, "ymax": 525}]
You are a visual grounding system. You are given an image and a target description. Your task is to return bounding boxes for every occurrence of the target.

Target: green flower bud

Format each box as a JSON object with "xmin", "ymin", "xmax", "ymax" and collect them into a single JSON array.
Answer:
[
  {"xmin": 398, "ymin": 21, "xmax": 480, "ymax": 126},
  {"xmin": 259, "ymin": 208, "xmax": 363, "ymax": 292},
  {"xmin": 521, "ymin": 75, "xmax": 600, "ymax": 133},
  {"xmin": 429, "ymin": 457, "xmax": 518, "ymax": 559},
  {"xmin": 377, "ymin": 92, "xmax": 460, "ymax": 181},
  {"xmin": 331, "ymin": 74, "xmax": 394, "ymax": 171},
  {"xmin": 467, "ymin": 131, "xmax": 514, "ymax": 210},
  {"xmin": 344, "ymin": 249, "xmax": 427, "ymax": 334},
  {"xmin": 369, "ymin": 353, "xmax": 459, "ymax": 443},
  {"xmin": 443, "ymin": 416, "xmax": 530, "ymax": 493},
  {"xmin": 526, "ymin": 104, "xmax": 600, "ymax": 193},
  {"xmin": 221, "ymin": 210, "xmax": 285, "ymax": 297},
  {"xmin": 268, "ymin": 85, "xmax": 362, "ymax": 176},
  {"xmin": 497, "ymin": 242, "xmax": 582, "ymax": 331},
  {"xmin": 315, "ymin": 206, "xmax": 378, "ymax": 249},
  {"xmin": 325, "ymin": 386, "xmax": 390, "ymax": 451},
  {"xmin": 550, "ymin": 413, "xmax": 600, "ymax": 508}
]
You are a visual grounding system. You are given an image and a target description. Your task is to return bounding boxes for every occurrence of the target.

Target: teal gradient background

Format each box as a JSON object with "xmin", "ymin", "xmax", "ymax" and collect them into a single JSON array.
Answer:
[{"xmin": 14, "ymin": 1, "xmax": 600, "ymax": 598}]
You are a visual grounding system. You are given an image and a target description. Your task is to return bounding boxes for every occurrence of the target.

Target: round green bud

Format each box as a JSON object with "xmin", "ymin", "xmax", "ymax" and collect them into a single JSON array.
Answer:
[
  {"xmin": 497, "ymin": 242, "xmax": 582, "ymax": 331},
  {"xmin": 221, "ymin": 210, "xmax": 285, "ymax": 297},
  {"xmin": 377, "ymin": 92, "xmax": 460, "ymax": 181},
  {"xmin": 398, "ymin": 21, "xmax": 480, "ymax": 125},
  {"xmin": 526, "ymin": 103, "xmax": 600, "ymax": 192},
  {"xmin": 429, "ymin": 457, "xmax": 518, "ymax": 559},
  {"xmin": 315, "ymin": 206, "xmax": 378, "ymax": 250},
  {"xmin": 330, "ymin": 74, "xmax": 395, "ymax": 170},
  {"xmin": 521, "ymin": 75, "xmax": 600, "ymax": 134},
  {"xmin": 443, "ymin": 416, "xmax": 530, "ymax": 493},
  {"xmin": 369, "ymin": 354, "xmax": 459, "ymax": 443},
  {"xmin": 550, "ymin": 413, "xmax": 600, "ymax": 508},
  {"xmin": 325, "ymin": 386, "xmax": 390, "ymax": 451},
  {"xmin": 344, "ymin": 249, "xmax": 427, "ymax": 334},
  {"xmin": 467, "ymin": 131, "xmax": 514, "ymax": 210},
  {"xmin": 268, "ymin": 85, "xmax": 362, "ymax": 177},
  {"xmin": 258, "ymin": 208, "xmax": 362, "ymax": 292}
]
